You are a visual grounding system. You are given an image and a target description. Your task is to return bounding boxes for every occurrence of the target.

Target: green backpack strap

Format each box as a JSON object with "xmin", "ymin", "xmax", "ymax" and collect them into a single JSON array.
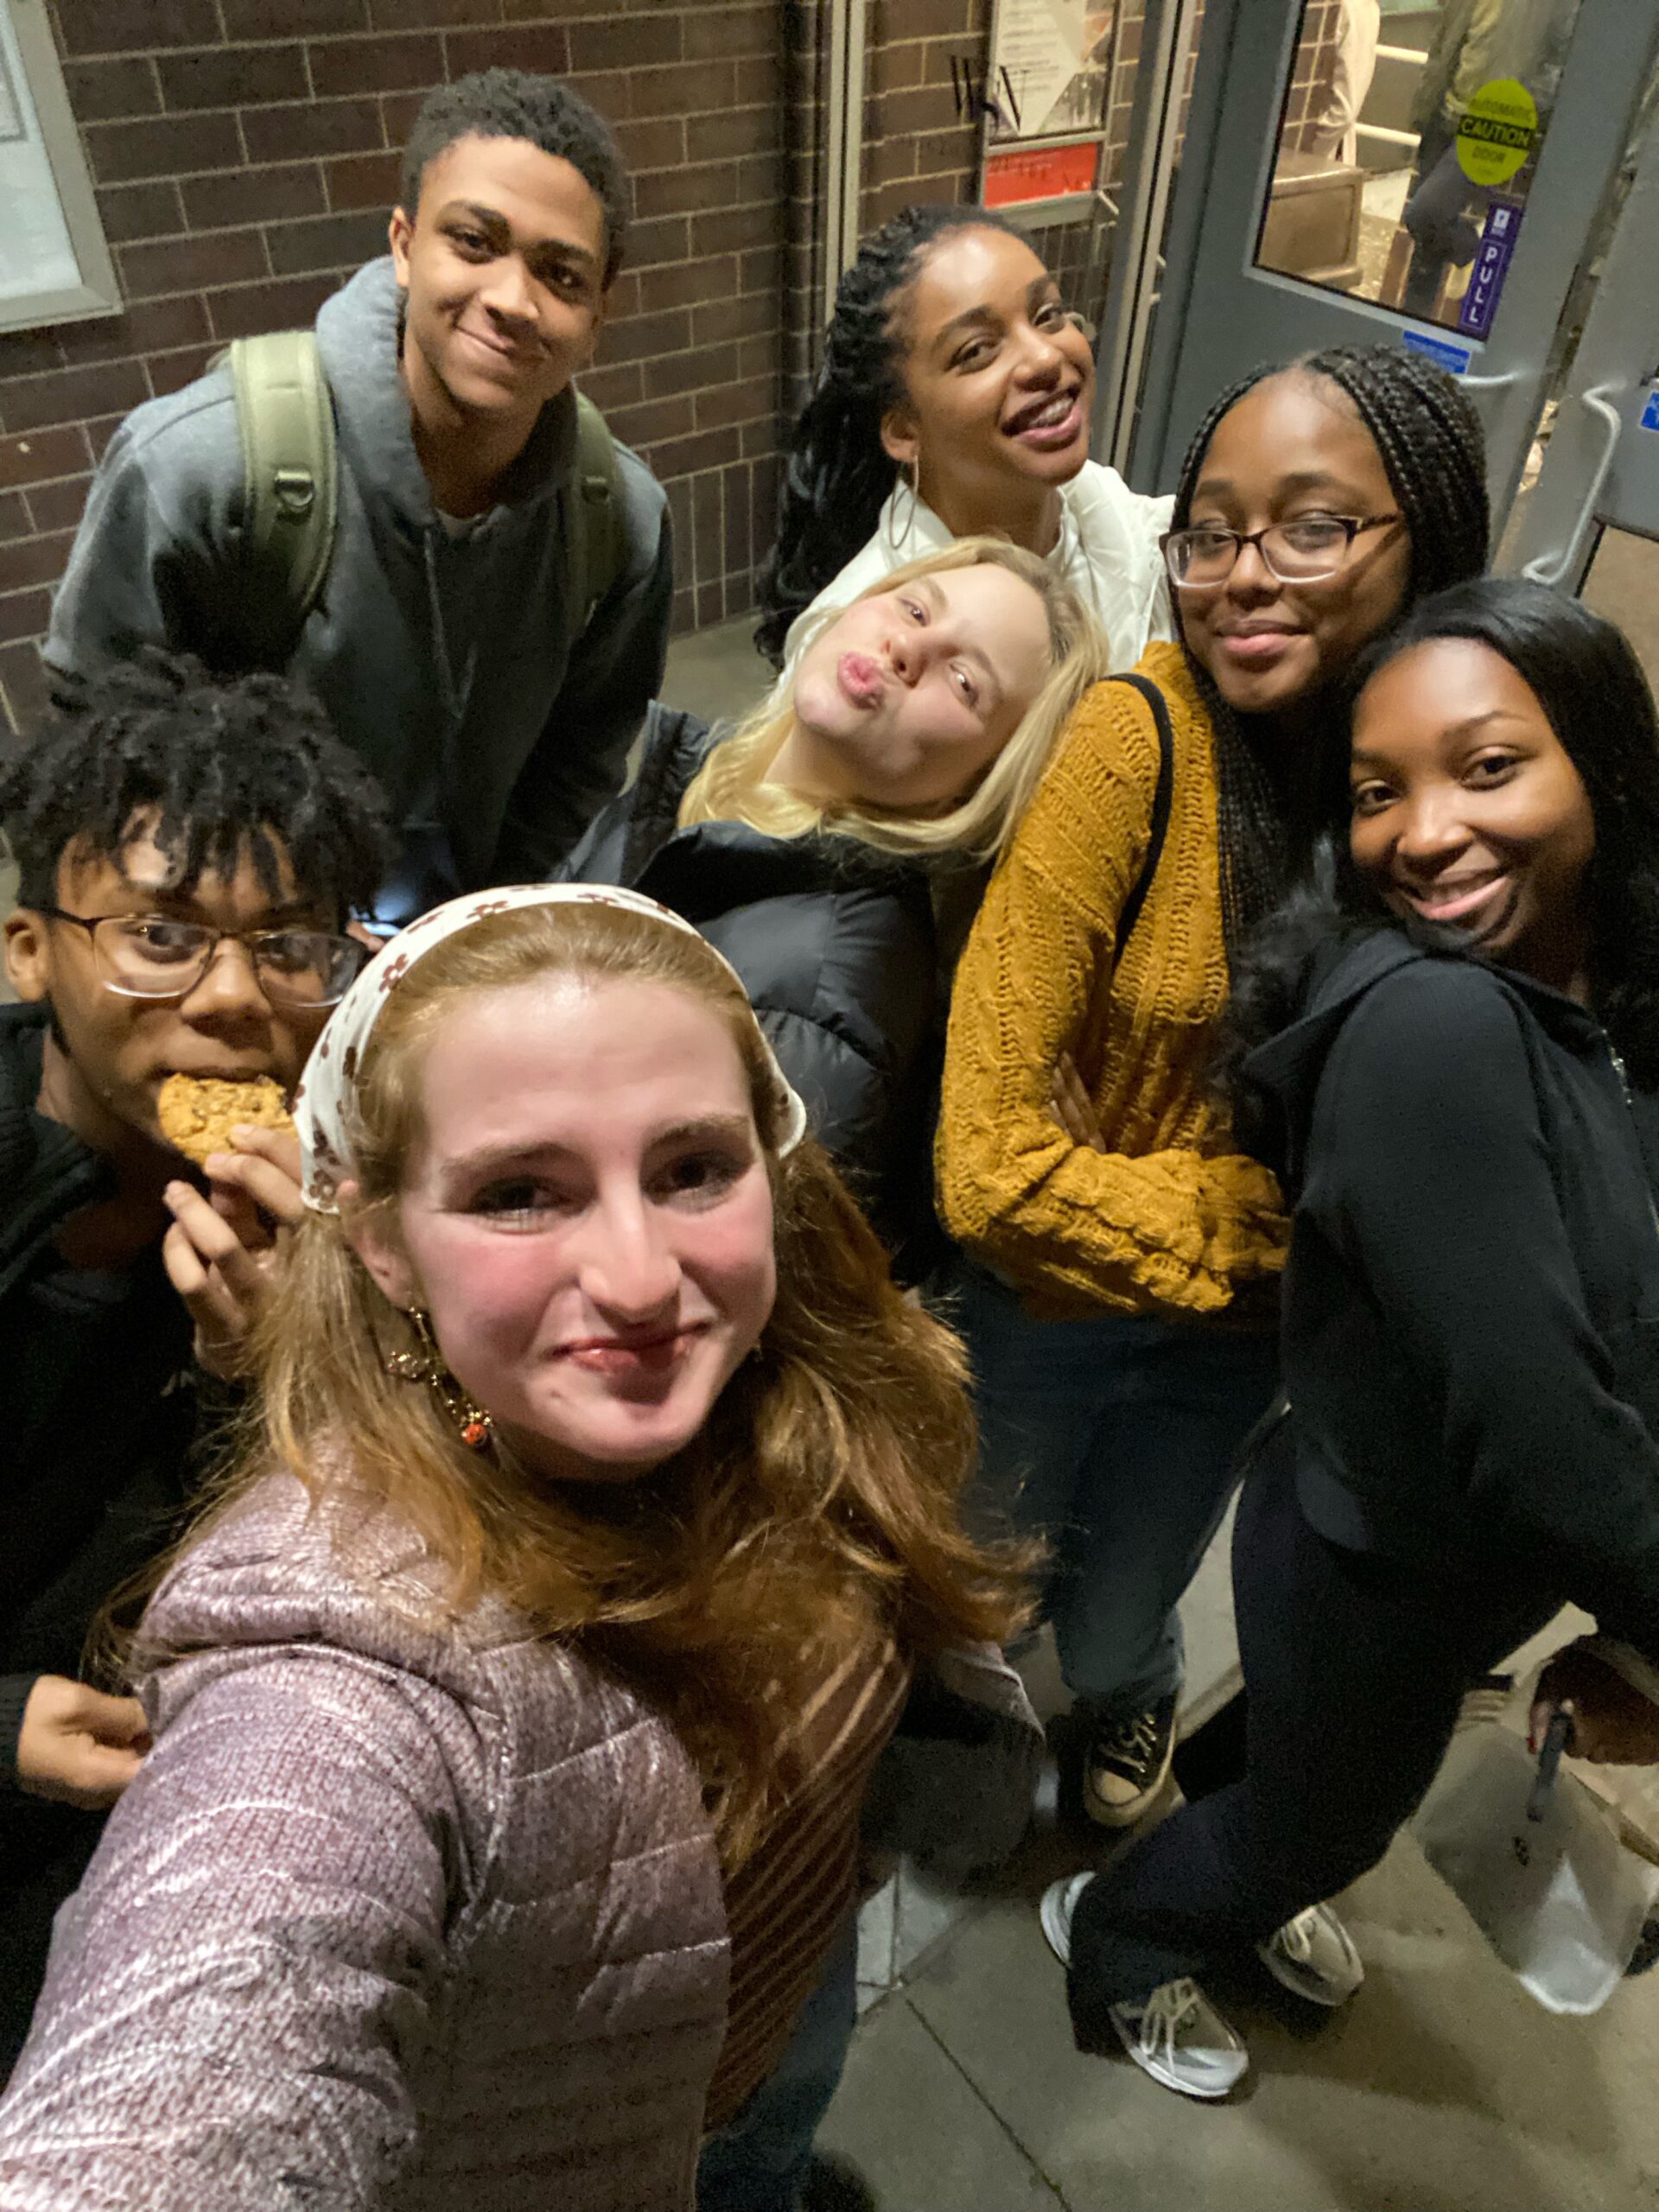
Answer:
[
  {"xmin": 226, "ymin": 328, "xmax": 338, "ymax": 658},
  {"xmin": 569, "ymin": 391, "xmax": 625, "ymax": 633}
]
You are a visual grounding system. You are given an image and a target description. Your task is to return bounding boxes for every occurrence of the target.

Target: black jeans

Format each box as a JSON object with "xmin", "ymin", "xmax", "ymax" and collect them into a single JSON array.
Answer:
[{"xmin": 1065, "ymin": 1434, "xmax": 1559, "ymax": 2042}]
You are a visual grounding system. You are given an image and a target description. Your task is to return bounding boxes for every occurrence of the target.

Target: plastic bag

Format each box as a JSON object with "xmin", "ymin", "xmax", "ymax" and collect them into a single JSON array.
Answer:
[{"xmin": 1411, "ymin": 1719, "xmax": 1659, "ymax": 2014}]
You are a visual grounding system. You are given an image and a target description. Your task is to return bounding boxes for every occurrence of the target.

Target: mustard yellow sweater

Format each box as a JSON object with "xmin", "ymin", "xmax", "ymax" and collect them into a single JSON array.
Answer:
[{"xmin": 936, "ymin": 644, "xmax": 1288, "ymax": 1318}]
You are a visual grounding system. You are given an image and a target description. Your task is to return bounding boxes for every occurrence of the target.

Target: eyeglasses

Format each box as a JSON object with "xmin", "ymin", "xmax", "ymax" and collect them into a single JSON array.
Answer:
[
  {"xmin": 38, "ymin": 907, "xmax": 369, "ymax": 1007},
  {"xmin": 1163, "ymin": 513, "xmax": 1402, "ymax": 588}
]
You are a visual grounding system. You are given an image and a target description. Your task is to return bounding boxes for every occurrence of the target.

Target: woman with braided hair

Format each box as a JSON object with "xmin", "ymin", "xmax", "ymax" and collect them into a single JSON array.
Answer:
[
  {"xmin": 756, "ymin": 204, "xmax": 1172, "ymax": 671},
  {"xmin": 935, "ymin": 341, "xmax": 1489, "ymax": 2098}
]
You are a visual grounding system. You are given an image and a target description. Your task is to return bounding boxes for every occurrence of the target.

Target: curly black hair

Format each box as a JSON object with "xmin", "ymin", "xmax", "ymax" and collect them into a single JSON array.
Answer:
[
  {"xmin": 1170, "ymin": 342, "xmax": 1491, "ymax": 964},
  {"xmin": 398, "ymin": 68, "xmax": 629, "ymax": 289},
  {"xmin": 1, "ymin": 648, "xmax": 392, "ymax": 918},
  {"xmin": 755, "ymin": 203, "xmax": 1031, "ymax": 666}
]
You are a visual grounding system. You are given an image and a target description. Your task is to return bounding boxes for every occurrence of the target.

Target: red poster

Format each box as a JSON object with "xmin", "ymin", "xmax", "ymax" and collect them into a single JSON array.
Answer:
[{"xmin": 983, "ymin": 140, "xmax": 1099, "ymax": 208}]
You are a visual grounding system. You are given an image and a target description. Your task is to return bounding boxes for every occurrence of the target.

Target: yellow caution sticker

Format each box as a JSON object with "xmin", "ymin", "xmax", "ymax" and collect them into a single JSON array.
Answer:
[{"xmin": 1456, "ymin": 78, "xmax": 1538, "ymax": 187}]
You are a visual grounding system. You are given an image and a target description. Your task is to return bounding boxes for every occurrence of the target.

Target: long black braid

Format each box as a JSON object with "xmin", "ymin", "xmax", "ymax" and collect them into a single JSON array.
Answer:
[
  {"xmin": 3, "ymin": 645, "xmax": 391, "ymax": 914},
  {"xmin": 1171, "ymin": 342, "xmax": 1490, "ymax": 961},
  {"xmin": 755, "ymin": 204, "xmax": 1029, "ymax": 667}
]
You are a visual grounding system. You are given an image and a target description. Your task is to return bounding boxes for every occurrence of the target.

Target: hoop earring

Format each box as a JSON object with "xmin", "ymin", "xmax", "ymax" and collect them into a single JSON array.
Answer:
[
  {"xmin": 886, "ymin": 459, "xmax": 919, "ymax": 551},
  {"xmin": 385, "ymin": 1308, "xmax": 493, "ymax": 1451}
]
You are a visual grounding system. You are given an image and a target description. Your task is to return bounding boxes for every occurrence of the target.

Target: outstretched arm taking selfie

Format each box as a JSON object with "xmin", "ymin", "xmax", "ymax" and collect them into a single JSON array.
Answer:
[{"xmin": 0, "ymin": 1648, "xmax": 466, "ymax": 2210}]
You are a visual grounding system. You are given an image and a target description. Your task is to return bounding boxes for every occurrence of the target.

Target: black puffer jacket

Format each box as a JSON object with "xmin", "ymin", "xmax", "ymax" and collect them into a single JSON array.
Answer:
[
  {"xmin": 1242, "ymin": 925, "xmax": 1659, "ymax": 1664},
  {"xmin": 556, "ymin": 707, "xmax": 948, "ymax": 1263}
]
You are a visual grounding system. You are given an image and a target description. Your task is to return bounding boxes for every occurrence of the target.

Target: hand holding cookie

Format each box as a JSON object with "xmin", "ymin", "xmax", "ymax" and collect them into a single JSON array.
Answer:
[
  {"xmin": 157, "ymin": 1072, "xmax": 295, "ymax": 1163},
  {"xmin": 159, "ymin": 1077, "xmax": 304, "ymax": 1380}
]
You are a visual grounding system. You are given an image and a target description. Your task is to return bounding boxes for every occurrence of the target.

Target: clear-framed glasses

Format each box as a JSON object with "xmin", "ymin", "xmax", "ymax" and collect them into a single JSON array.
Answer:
[
  {"xmin": 1163, "ymin": 513, "xmax": 1402, "ymax": 589},
  {"xmin": 38, "ymin": 907, "xmax": 370, "ymax": 1007}
]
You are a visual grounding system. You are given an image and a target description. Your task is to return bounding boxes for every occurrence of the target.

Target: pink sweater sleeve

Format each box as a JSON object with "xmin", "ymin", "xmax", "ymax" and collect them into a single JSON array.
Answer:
[{"xmin": 0, "ymin": 1646, "xmax": 477, "ymax": 2210}]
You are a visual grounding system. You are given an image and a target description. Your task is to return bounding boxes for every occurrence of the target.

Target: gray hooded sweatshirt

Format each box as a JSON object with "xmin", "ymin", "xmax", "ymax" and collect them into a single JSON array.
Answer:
[{"xmin": 46, "ymin": 257, "xmax": 672, "ymax": 905}]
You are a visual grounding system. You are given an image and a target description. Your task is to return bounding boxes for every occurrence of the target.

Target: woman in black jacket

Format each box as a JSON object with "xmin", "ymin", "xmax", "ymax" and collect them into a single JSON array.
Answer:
[
  {"xmin": 558, "ymin": 538, "xmax": 1103, "ymax": 1259},
  {"xmin": 1047, "ymin": 578, "xmax": 1659, "ymax": 2099}
]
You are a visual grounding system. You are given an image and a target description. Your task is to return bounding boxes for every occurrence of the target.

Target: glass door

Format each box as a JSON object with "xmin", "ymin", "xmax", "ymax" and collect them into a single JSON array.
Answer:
[
  {"xmin": 1129, "ymin": 0, "xmax": 1659, "ymax": 527},
  {"xmin": 1503, "ymin": 94, "xmax": 1659, "ymax": 689}
]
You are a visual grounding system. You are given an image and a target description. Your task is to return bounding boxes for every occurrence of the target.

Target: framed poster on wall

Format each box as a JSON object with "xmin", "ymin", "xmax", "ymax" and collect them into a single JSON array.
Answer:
[
  {"xmin": 984, "ymin": 0, "xmax": 1115, "ymax": 145},
  {"xmin": 979, "ymin": 0, "xmax": 1115, "ymax": 215},
  {"xmin": 0, "ymin": 0, "xmax": 120, "ymax": 333}
]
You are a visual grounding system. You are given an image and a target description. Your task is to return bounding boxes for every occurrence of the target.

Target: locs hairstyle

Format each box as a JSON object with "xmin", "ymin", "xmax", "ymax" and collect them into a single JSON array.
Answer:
[
  {"xmin": 756, "ymin": 203, "xmax": 1032, "ymax": 666},
  {"xmin": 1, "ymin": 646, "xmax": 391, "ymax": 917},
  {"xmin": 1169, "ymin": 341, "xmax": 1491, "ymax": 960},
  {"xmin": 1350, "ymin": 576, "xmax": 1659, "ymax": 1084},
  {"xmin": 398, "ymin": 67, "xmax": 630, "ymax": 289}
]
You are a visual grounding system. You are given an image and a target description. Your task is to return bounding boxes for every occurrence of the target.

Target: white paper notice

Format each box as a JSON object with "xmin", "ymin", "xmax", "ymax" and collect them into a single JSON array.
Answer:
[
  {"xmin": 988, "ymin": 0, "xmax": 1111, "ymax": 143},
  {"xmin": 0, "ymin": 9, "xmax": 82, "ymax": 306}
]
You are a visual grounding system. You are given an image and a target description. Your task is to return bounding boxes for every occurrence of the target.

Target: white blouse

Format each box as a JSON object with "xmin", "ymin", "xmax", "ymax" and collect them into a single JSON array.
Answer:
[{"xmin": 782, "ymin": 459, "xmax": 1176, "ymax": 673}]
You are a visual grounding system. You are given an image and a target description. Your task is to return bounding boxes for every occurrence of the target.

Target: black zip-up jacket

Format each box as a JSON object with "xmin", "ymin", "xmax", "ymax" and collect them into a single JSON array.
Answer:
[
  {"xmin": 1, "ymin": 1003, "xmax": 200, "ymax": 1787},
  {"xmin": 1243, "ymin": 928, "xmax": 1659, "ymax": 1665},
  {"xmin": 557, "ymin": 707, "xmax": 950, "ymax": 1267}
]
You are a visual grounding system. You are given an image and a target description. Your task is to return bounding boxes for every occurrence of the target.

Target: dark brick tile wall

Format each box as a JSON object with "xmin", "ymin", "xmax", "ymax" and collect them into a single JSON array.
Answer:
[{"xmin": 0, "ymin": 1, "xmax": 788, "ymax": 741}]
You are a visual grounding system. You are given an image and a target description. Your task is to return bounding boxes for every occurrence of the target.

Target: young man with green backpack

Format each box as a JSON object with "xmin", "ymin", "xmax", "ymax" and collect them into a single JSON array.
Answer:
[{"xmin": 47, "ymin": 70, "xmax": 671, "ymax": 925}]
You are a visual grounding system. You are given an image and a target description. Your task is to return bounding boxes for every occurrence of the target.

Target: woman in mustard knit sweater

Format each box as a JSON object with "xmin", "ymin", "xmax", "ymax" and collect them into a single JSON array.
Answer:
[{"xmin": 934, "ymin": 342, "xmax": 1489, "ymax": 2091}]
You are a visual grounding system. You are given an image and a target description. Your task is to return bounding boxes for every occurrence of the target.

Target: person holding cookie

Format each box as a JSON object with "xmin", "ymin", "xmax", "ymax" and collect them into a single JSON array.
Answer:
[{"xmin": 0, "ymin": 645, "xmax": 389, "ymax": 2078}]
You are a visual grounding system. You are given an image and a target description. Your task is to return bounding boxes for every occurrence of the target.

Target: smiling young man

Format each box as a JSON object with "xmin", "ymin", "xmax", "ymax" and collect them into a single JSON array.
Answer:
[
  {"xmin": 0, "ymin": 649, "xmax": 388, "ymax": 2075},
  {"xmin": 46, "ymin": 71, "xmax": 670, "ymax": 920}
]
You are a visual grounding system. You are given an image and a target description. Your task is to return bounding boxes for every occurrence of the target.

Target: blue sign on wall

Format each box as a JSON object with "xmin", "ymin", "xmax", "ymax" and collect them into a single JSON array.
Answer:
[
  {"xmin": 1641, "ymin": 387, "xmax": 1659, "ymax": 433},
  {"xmin": 1402, "ymin": 327, "xmax": 1473, "ymax": 376}
]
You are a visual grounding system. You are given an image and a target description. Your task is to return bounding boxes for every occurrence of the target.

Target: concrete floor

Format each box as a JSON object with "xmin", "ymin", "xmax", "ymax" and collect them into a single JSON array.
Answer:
[
  {"xmin": 823, "ymin": 1567, "xmax": 1659, "ymax": 2211},
  {"xmin": 822, "ymin": 1828, "xmax": 1659, "ymax": 2212},
  {"xmin": 661, "ymin": 612, "xmax": 774, "ymax": 728}
]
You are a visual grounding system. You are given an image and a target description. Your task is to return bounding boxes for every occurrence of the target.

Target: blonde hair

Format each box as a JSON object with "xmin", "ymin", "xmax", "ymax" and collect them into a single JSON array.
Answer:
[
  {"xmin": 680, "ymin": 537, "xmax": 1108, "ymax": 862},
  {"xmin": 154, "ymin": 901, "xmax": 1030, "ymax": 1868}
]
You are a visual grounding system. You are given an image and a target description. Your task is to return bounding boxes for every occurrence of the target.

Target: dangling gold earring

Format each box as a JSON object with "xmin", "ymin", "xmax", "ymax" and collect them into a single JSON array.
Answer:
[
  {"xmin": 385, "ymin": 1308, "xmax": 493, "ymax": 1451},
  {"xmin": 886, "ymin": 457, "xmax": 919, "ymax": 550}
]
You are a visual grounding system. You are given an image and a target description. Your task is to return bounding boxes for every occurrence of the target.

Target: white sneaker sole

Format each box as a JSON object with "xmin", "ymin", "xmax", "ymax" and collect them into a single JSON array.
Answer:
[
  {"xmin": 1042, "ymin": 1883, "xmax": 1248, "ymax": 2101},
  {"xmin": 1109, "ymin": 2009, "xmax": 1247, "ymax": 2101},
  {"xmin": 1255, "ymin": 1912, "xmax": 1364, "ymax": 2009},
  {"xmin": 1039, "ymin": 1874, "xmax": 1087, "ymax": 1967}
]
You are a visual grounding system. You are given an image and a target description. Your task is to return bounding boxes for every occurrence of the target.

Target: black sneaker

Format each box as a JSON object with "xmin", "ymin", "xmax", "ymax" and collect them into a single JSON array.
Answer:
[{"xmin": 1082, "ymin": 1694, "xmax": 1178, "ymax": 1828}]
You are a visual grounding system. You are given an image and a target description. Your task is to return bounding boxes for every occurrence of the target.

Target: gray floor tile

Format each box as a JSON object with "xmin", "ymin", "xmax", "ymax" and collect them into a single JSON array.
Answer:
[
  {"xmin": 661, "ymin": 614, "xmax": 773, "ymax": 728},
  {"xmin": 896, "ymin": 1836, "xmax": 1659, "ymax": 2212},
  {"xmin": 817, "ymin": 1993, "xmax": 1065, "ymax": 2210}
]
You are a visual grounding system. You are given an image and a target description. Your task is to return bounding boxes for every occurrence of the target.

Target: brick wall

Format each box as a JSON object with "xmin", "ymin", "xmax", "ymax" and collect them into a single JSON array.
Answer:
[
  {"xmin": 776, "ymin": 0, "xmax": 995, "ymax": 426},
  {"xmin": 861, "ymin": 0, "xmax": 990, "ymax": 233},
  {"xmin": 1283, "ymin": 0, "xmax": 1343, "ymax": 151},
  {"xmin": 0, "ymin": 0, "xmax": 789, "ymax": 747}
]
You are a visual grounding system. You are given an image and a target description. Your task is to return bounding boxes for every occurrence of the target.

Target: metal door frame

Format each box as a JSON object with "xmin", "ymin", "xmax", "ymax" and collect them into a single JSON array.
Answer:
[
  {"xmin": 1129, "ymin": 0, "xmax": 1659, "ymax": 524},
  {"xmin": 1506, "ymin": 101, "xmax": 1659, "ymax": 584}
]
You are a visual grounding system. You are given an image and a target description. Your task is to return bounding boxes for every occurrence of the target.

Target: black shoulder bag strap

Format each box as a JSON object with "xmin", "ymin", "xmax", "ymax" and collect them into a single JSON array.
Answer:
[{"xmin": 1108, "ymin": 670, "xmax": 1175, "ymax": 950}]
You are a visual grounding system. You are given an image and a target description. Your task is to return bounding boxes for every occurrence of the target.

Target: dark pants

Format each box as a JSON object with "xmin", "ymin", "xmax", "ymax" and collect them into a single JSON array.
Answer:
[
  {"xmin": 696, "ymin": 1915, "xmax": 858, "ymax": 2212},
  {"xmin": 945, "ymin": 1255, "xmax": 1279, "ymax": 1719},
  {"xmin": 1402, "ymin": 120, "xmax": 1485, "ymax": 318},
  {"xmin": 1065, "ymin": 1436, "xmax": 1560, "ymax": 2040}
]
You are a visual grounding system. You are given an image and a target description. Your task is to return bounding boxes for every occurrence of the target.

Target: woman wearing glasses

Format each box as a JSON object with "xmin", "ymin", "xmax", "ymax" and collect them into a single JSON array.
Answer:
[{"xmin": 935, "ymin": 343, "xmax": 1490, "ymax": 2097}]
